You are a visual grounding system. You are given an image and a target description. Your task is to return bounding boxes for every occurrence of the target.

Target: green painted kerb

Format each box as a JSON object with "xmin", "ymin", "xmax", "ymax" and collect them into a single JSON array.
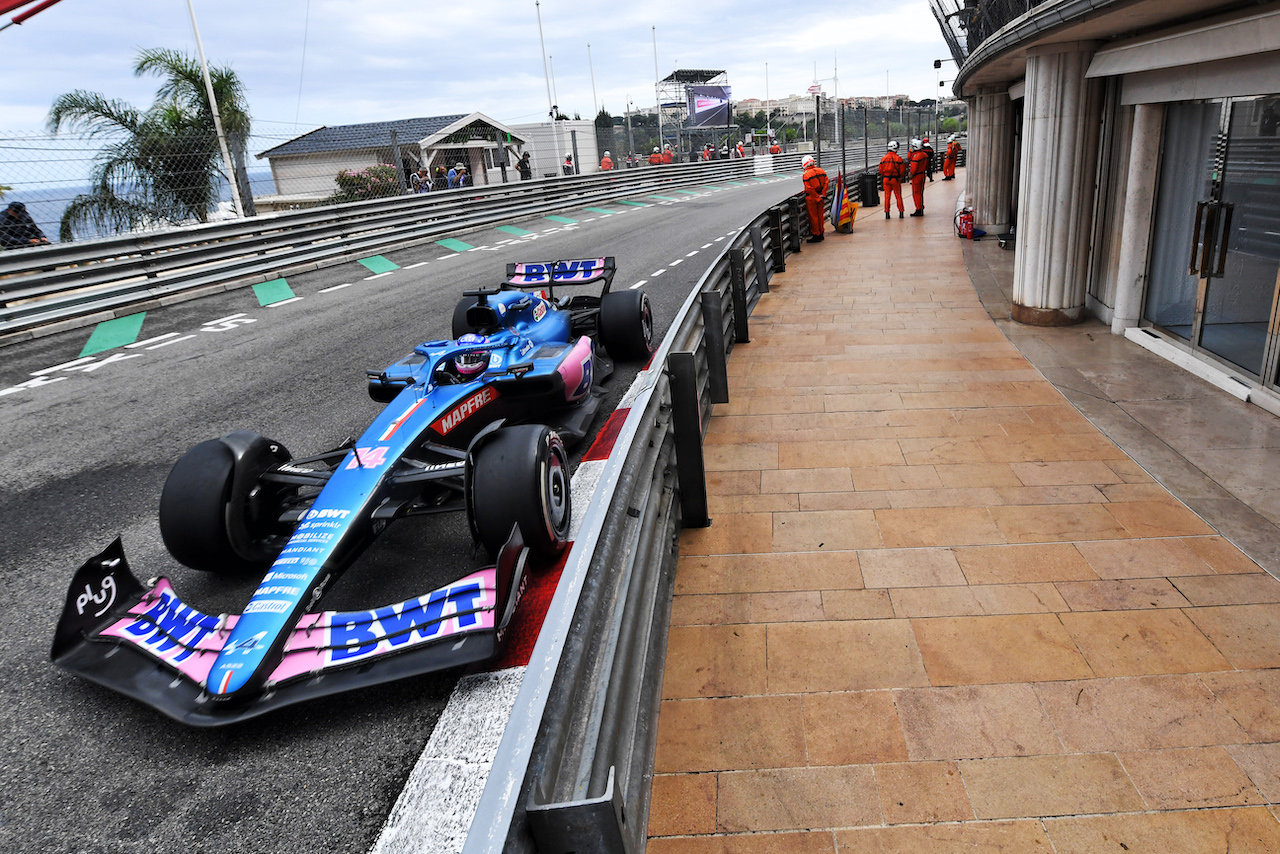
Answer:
[
  {"xmin": 254, "ymin": 279, "xmax": 295, "ymax": 306},
  {"xmin": 616, "ymin": 200, "xmax": 648, "ymax": 207},
  {"xmin": 358, "ymin": 255, "xmax": 400, "ymax": 274},
  {"xmin": 585, "ymin": 207, "xmax": 617, "ymax": 215},
  {"xmin": 80, "ymin": 312, "xmax": 145, "ymax": 357},
  {"xmin": 436, "ymin": 238, "xmax": 473, "ymax": 252},
  {"xmin": 497, "ymin": 225, "xmax": 532, "ymax": 235},
  {"xmin": 676, "ymin": 189, "xmax": 699, "ymax": 196},
  {"xmin": 646, "ymin": 195, "xmax": 678, "ymax": 201},
  {"xmin": 545, "ymin": 215, "xmax": 577, "ymax": 224}
]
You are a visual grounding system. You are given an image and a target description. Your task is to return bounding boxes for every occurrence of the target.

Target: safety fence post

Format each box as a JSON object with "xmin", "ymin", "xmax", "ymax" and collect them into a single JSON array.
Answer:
[
  {"xmin": 699, "ymin": 291, "xmax": 730, "ymax": 404},
  {"xmin": 749, "ymin": 225, "xmax": 770, "ymax": 293},
  {"xmin": 527, "ymin": 766, "xmax": 628, "ymax": 853},
  {"xmin": 768, "ymin": 207, "xmax": 786, "ymax": 273},
  {"xmin": 728, "ymin": 248, "xmax": 750, "ymax": 344},
  {"xmin": 786, "ymin": 196, "xmax": 804, "ymax": 253},
  {"xmin": 668, "ymin": 351, "xmax": 711, "ymax": 529}
]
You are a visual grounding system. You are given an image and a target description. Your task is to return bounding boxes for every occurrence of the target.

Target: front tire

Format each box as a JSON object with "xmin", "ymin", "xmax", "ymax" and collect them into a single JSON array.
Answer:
[
  {"xmin": 158, "ymin": 433, "xmax": 291, "ymax": 574},
  {"xmin": 599, "ymin": 289, "xmax": 654, "ymax": 361},
  {"xmin": 469, "ymin": 425, "xmax": 571, "ymax": 559}
]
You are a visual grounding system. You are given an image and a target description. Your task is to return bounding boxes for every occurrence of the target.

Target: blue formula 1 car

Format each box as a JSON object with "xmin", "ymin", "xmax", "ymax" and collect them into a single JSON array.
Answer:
[{"xmin": 52, "ymin": 257, "xmax": 653, "ymax": 726}]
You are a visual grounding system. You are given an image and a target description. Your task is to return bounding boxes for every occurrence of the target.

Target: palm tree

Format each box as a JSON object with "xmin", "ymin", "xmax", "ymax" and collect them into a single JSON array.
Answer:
[{"xmin": 47, "ymin": 48, "xmax": 251, "ymax": 241}]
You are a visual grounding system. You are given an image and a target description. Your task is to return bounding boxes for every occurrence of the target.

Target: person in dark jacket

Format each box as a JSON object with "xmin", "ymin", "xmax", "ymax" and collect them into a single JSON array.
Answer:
[
  {"xmin": 0, "ymin": 202, "xmax": 49, "ymax": 249},
  {"xmin": 515, "ymin": 152, "xmax": 533, "ymax": 180}
]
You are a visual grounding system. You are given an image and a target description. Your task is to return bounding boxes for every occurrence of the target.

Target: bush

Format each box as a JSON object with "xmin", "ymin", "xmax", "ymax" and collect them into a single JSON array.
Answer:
[{"xmin": 328, "ymin": 164, "xmax": 401, "ymax": 203}]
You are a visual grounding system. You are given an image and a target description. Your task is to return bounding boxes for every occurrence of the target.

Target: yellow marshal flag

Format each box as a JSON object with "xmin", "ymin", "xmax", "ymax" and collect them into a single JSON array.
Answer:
[{"xmin": 832, "ymin": 173, "xmax": 858, "ymax": 232}]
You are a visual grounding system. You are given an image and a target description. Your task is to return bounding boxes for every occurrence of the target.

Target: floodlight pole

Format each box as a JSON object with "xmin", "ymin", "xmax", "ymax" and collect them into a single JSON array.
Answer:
[
  {"xmin": 653, "ymin": 26, "xmax": 662, "ymax": 150},
  {"xmin": 535, "ymin": 1, "xmax": 564, "ymax": 178},
  {"xmin": 765, "ymin": 62, "xmax": 771, "ymax": 143},
  {"xmin": 588, "ymin": 43, "xmax": 598, "ymax": 118},
  {"xmin": 186, "ymin": 0, "xmax": 243, "ymax": 217}
]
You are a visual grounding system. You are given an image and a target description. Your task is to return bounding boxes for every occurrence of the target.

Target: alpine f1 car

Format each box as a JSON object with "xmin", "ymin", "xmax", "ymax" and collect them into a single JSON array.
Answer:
[{"xmin": 52, "ymin": 257, "xmax": 653, "ymax": 726}]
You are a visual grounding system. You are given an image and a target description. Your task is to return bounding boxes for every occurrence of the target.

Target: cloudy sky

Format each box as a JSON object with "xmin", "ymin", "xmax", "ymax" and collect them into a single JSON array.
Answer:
[{"xmin": 2, "ymin": 0, "xmax": 954, "ymax": 150}]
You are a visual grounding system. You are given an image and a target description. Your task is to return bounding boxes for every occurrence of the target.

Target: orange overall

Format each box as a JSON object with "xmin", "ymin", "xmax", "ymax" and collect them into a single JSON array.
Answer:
[
  {"xmin": 803, "ymin": 164, "xmax": 829, "ymax": 238},
  {"xmin": 879, "ymin": 150, "xmax": 906, "ymax": 214},
  {"xmin": 908, "ymin": 148, "xmax": 930, "ymax": 213},
  {"xmin": 944, "ymin": 140, "xmax": 961, "ymax": 179},
  {"xmin": 599, "ymin": 155, "xmax": 613, "ymax": 171}
]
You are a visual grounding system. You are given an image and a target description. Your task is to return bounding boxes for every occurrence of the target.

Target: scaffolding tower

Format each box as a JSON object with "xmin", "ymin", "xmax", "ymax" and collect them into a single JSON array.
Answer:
[{"xmin": 656, "ymin": 69, "xmax": 730, "ymax": 161}]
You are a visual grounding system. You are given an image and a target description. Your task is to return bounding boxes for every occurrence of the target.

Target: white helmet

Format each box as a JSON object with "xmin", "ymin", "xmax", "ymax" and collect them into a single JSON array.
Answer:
[
  {"xmin": 653, "ymin": 147, "xmax": 659, "ymax": 153},
  {"xmin": 565, "ymin": 152, "xmax": 572, "ymax": 158},
  {"xmin": 948, "ymin": 134, "xmax": 957, "ymax": 142},
  {"xmin": 603, "ymin": 151, "xmax": 610, "ymax": 157},
  {"xmin": 909, "ymin": 138, "xmax": 921, "ymax": 151},
  {"xmin": 887, "ymin": 140, "xmax": 899, "ymax": 151},
  {"xmin": 802, "ymin": 155, "xmax": 815, "ymax": 168}
]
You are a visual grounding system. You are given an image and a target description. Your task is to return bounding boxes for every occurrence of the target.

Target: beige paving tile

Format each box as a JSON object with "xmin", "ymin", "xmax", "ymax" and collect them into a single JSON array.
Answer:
[
  {"xmin": 883, "ymin": 487, "xmax": 1004, "ymax": 509},
  {"xmin": 649, "ymin": 833, "xmax": 838, "ymax": 854},
  {"xmin": 1183, "ymin": 535, "xmax": 1265, "ymax": 574},
  {"xmin": 1106, "ymin": 457, "xmax": 1157, "ymax": 483},
  {"xmin": 994, "ymin": 485, "xmax": 1107, "ymax": 505},
  {"xmin": 1054, "ymin": 577, "xmax": 1191, "ymax": 611},
  {"xmin": 648, "ymin": 773, "xmax": 718, "ymax": 837},
  {"xmin": 681, "ymin": 513, "xmax": 774, "ymax": 556},
  {"xmin": 1185, "ymin": 604, "xmax": 1280, "ymax": 669},
  {"xmin": 802, "ymin": 691, "xmax": 909, "ymax": 765},
  {"xmin": 1009, "ymin": 460, "xmax": 1126, "ymax": 486},
  {"xmin": 761, "ymin": 467, "xmax": 854, "ymax": 494},
  {"xmin": 1074, "ymin": 537, "xmax": 1213, "ymax": 579},
  {"xmin": 1044, "ymin": 807, "xmax": 1280, "ymax": 853},
  {"xmin": 1226, "ymin": 743, "xmax": 1280, "ymax": 803},
  {"xmin": 670, "ymin": 594, "xmax": 753, "ymax": 626},
  {"xmin": 798, "ymin": 491, "xmax": 892, "ymax": 511},
  {"xmin": 1100, "ymin": 482, "xmax": 1177, "ymax": 502},
  {"xmin": 675, "ymin": 551, "xmax": 863, "ymax": 596},
  {"xmin": 971, "ymin": 582, "xmax": 1070, "ymax": 614},
  {"xmin": 748, "ymin": 591, "xmax": 826, "ymax": 623},
  {"xmin": 1105, "ymin": 499, "xmax": 1216, "ymax": 538},
  {"xmin": 898, "ymin": 437, "xmax": 989, "ymax": 466},
  {"xmin": 1059, "ymin": 609, "xmax": 1231, "ymax": 677},
  {"xmin": 1173, "ymin": 573, "xmax": 1280, "ymax": 606},
  {"xmin": 654, "ymin": 696, "xmax": 806, "ymax": 773},
  {"xmin": 850, "ymin": 464, "xmax": 944, "ymax": 491},
  {"xmin": 820, "ymin": 589, "xmax": 896, "ymax": 620},
  {"xmin": 858, "ymin": 548, "xmax": 967, "ymax": 588},
  {"xmin": 1203, "ymin": 669, "xmax": 1280, "ymax": 741},
  {"xmin": 913, "ymin": 614, "xmax": 1093, "ymax": 685},
  {"xmin": 779, "ymin": 440, "xmax": 905, "ymax": 469},
  {"xmin": 662, "ymin": 624, "xmax": 767, "ymax": 699},
  {"xmin": 960, "ymin": 753, "xmax": 1144, "ymax": 818},
  {"xmin": 1035, "ymin": 675, "xmax": 1250, "ymax": 752},
  {"xmin": 1119, "ymin": 746, "xmax": 1263, "ymax": 809},
  {"xmin": 705, "ymin": 443, "xmax": 778, "ymax": 471},
  {"xmin": 706, "ymin": 470, "xmax": 762, "ymax": 495},
  {"xmin": 956, "ymin": 543, "xmax": 1098, "ymax": 584},
  {"xmin": 894, "ymin": 683, "xmax": 1063, "ymax": 760},
  {"xmin": 876, "ymin": 507, "xmax": 1005, "ymax": 548},
  {"xmin": 716, "ymin": 766, "xmax": 881, "ymax": 832},
  {"xmin": 934, "ymin": 462, "xmax": 1023, "ymax": 488},
  {"xmin": 767, "ymin": 620, "xmax": 929, "ymax": 693},
  {"xmin": 875, "ymin": 761, "xmax": 974, "ymax": 823},
  {"xmin": 708, "ymin": 493, "xmax": 800, "ymax": 514},
  {"xmin": 891, "ymin": 586, "xmax": 984, "ymax": 617},
  {"xmin": 773, "ymin": 509, "xmax": 883, "ymax": 552},
  {"xmin": 834, "ymin": 821, "xmax": 1054, "ymax": 853},
  {"xmin": 990, "ymin": 503, "xmax": 1129, "ymax": 543}
]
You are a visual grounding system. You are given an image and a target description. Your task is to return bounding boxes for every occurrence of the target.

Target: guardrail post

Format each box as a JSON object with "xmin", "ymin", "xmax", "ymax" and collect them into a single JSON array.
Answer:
[
  {"xmin": 699, "ymin": 292, "xmax": 730, "ymax": 404},
  {"xmin": 668, "ymin": 351, "xmax": 711, "ymax": 528},
  {"xmin": 749, "ymin": 224, "xmax": 770, "ymax": 294},
  {"xmin": 728, "ymin": 249, "xmax": 750, "ymax": 344},
  {"xmin": 786, "ymin": 197, "xmax": 804, "ymax": 253},
  {"xmin": 768, "ymin": 207, "xmax": 786, "ymax": 273},
  {"xmin": 527, "ymin": 765, "xmax": 629, "ymax": 854}
]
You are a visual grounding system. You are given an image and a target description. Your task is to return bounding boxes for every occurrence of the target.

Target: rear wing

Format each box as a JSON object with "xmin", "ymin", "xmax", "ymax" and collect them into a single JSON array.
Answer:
[{"xmin": 504, "ymin": 257, "xmax": 616, "ymax": 296}]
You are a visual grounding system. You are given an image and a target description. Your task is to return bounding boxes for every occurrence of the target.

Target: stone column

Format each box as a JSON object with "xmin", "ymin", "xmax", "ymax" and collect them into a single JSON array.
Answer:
[
  {"xmin": 969, "ymin": 86, "xmax": 1015, "ymax": 234},
  {"xmin": 1111, "ymin": 103, "xmax": 1164, "ymax": 334},
  {"xmin": 1012, "ymin": 41, "xmax": 1104, "ymax": 326}
]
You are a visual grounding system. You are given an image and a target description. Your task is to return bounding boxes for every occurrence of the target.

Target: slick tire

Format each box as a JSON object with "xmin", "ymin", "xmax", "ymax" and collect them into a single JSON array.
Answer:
[
  {"xmin": 159, "ymin": 433, "xmax": 289, "ymax": 574},
  {"xmin": 598, "ymin": 289, "xmax": 654, "ymax": 362},
  {"xmin": 469, "ymin": 425, "xmax": 571, "ymax": 560}
]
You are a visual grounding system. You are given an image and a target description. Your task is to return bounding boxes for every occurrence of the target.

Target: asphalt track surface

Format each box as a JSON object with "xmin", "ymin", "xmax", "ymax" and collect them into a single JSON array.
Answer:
[{"xmin": 0, "ymin": 174, "xmax": 799, "ymax": 853}]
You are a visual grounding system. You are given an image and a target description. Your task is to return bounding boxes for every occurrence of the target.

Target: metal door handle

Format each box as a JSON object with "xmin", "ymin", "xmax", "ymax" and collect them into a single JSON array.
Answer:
[
  {"xmin": 1213, "ymin": 203, "xmax": 1234, "ymax": 278},
  {"xmin": 1189, "ymin": 201, "xmax": 1207, "ymax": 276}
]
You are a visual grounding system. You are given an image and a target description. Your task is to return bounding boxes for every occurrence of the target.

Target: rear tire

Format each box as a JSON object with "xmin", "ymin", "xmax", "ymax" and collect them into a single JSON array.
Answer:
[
  {"xmin": 599, "ymin": 289, "xmax": 653, "ymax": 361},
  {"xmin": 469, "ymin": 425, "xmax": 571, "ymax": 559},
  {"xmin": 158, "ymin": 434, "xmax": 290, "ymax": 574}
]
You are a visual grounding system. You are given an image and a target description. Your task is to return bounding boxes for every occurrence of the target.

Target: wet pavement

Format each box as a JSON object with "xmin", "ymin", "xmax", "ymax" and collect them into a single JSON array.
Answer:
[{"xmin": 645, "ymin": 172, "xmax": 1280, "ymax": 852}]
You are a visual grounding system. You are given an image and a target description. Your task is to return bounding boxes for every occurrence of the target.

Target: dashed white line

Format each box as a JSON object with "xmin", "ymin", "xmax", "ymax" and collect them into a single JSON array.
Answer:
[
  {"xmin": 126, "ymin": 333, "xmax": 180, "ymax": 349},
  {"xmin": 629, "ymin": 279, "xmax": 647, "ymax": 290},
  {"xmin": 652, "ymin": 269, "xmax": 666, "ymax": 277},
  {"xmin": 363, "ymin": 272, "xmax": 394, "ymax": 280},
  {"xmin": 437, "ymin": 253, "xmax": 460, "ymax": 260},
  {"xmin": 701, "ymin": 243, "xmax": 713, "ymax": 249},
  {"xmin": 685, "ymin": 250, "xmax": 699, "ymax": 257},
  {"xmin": 267, "ymin": 297, "xmax": 303, "ymax": 308},
  {"xmin": 31, "ymin": 357, "xmax": 95, "ymax": 375},
  {"xmin": 669, "ymin": 259, "xmax": 683, "ymax": 266},
  {"xmin": 319, "ymin": 283, "xmax": 353, "ymax": 293},
  {"xmin": 467, "ymin": 246, "xmax": 485, "ymax": 251},
  {"xmin": 146, "ymin": 334, "xmax": 196, "ymax": 349},
  {"xmin": 582, "ymin": 218, "xmax": 595, "ymax": 222},
  {"xmin": 206, "ymin": 312, "xmax": 249, "ymax": 325},
  {"xmin": 403, "ymin": 262, "xmax": 428, "ymax": 270},
  {"xmin": 714, "ymin": 236, "xmax": 726, "ymax": 242}
]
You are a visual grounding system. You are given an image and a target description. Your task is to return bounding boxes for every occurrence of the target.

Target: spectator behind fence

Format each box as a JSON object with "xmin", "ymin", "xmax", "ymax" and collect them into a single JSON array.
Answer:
[
  {"xmin": 456, "ymin": 165, "xmax": 470, "ymax": 188},
  {"xmin": 410, "ymin": 168, "xmax": 430, "ymax": 193},
  {"xmin": 448, "ymin": 162, "xmax": 466, "ymax": 188},
  {"xmin": 434, "ymin": 165, "xmax": 448, "ymax": 190},
  {"xmin": 516, "ymin": 152, "xmax": 532, "ymax": 180},
  {"xmin": 0, "ymin": 202, "xmax": 50, "ymax": 249}
]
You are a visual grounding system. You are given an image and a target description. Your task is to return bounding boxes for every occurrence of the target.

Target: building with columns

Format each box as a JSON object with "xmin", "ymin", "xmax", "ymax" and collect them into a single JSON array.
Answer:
[{"xmin": 937, "ymin": 0, "xmax": 1280, "ymax": 415}]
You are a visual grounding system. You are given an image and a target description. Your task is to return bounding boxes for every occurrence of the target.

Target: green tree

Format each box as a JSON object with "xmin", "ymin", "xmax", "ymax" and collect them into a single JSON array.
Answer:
[
  {"xmin": 47, "ymin": 48, "xmax": 251, "ymax": 241},
  {"xmin": 594, "ymin": 107, "xmax": 613, "ymax": 129}
]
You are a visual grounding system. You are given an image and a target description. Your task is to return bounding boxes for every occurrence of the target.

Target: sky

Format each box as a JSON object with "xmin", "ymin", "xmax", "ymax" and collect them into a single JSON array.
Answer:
[{"xmin": 1, "ymin": 0, "xmax": 955, "ymax": 153}]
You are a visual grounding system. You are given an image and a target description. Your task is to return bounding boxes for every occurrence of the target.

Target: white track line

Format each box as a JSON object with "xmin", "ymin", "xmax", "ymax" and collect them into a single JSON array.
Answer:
[
  {"xmin": 629, "ymin": 280, "xmax": 647, "ymax": 290},
  {"xmin": 363, "ymin": 272, "xmax": 394, "ymax": 280},
  {"xmin": 669, "ymin": 259, "xmax": 683, "ymax": 266},
  {"xmin": 403, "ymin": 262, "xmax": 428, "ymax": 270},
  {"xmin": 651, "ymin": 269, "xmax": 666, "ymax": 277},
  {"xmin": 146, "ymin": 334, "xmax": 195, "ymax": 349},
  {"xmin": 266, "ymin": 297, "xmax": 303, "ymax": 308},
  {"xmin": 126, "ymin": 333, "xmax": 180, "ymax": 349},
  {"xmin": 319, "ymin": 283, "xmax": 353, "ymax": 293}
]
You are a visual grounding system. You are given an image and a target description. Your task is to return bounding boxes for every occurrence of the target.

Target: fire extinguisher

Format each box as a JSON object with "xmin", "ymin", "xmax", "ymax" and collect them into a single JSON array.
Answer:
[{"xmin": 955, "ymin": 208, "xmax": 974, "ymax": 240}]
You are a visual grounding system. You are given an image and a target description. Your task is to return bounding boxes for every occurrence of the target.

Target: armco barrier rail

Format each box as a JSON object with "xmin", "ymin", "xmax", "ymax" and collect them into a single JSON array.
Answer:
[
  {"xmin": 461, "ymin": 189, "xmax": 809, "ymax": 853},
  {"xmin": 0, "ymin": 155, "xmax": 807, "ymax": 342}
]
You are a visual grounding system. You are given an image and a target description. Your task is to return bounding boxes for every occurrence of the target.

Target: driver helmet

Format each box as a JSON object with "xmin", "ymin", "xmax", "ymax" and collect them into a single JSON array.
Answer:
[
  {"xmin": 887, "ymin": 140, "xmax": 899, "ymax": 151},
  {"xmin": 454, "ymin": 333, "xmax": 489, "ymax": 377}
]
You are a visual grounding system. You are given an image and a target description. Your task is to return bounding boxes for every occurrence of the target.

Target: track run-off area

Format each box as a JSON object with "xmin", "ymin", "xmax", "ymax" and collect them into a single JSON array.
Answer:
[{"xmin": 0, "ymin": 173, "xmax": 800, "ymax": 852}]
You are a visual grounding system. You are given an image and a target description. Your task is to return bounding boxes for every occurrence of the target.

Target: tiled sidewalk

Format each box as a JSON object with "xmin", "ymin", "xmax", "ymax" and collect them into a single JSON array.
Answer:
[{"xmin": 646, "ymin": 174, "xmax": 1280, "ymax": 852}]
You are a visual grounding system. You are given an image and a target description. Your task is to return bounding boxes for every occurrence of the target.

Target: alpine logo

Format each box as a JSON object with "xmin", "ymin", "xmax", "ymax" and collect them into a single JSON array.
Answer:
[{"xmin": 431, "ymin": 387, "xmax": 498, "ymax": 435}]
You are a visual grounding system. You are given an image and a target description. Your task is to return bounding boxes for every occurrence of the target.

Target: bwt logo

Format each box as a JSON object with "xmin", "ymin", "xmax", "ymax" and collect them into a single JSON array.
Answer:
[
  {"xmin": 432, "ymin": 386, "xmax": 498, "ymax": 435},
  {"xmin": 304, "ymin": 508, "xmax": 352, "ymax": 521}
]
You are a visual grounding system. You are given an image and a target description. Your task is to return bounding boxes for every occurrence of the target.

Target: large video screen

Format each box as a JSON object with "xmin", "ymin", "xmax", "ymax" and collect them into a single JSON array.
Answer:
[{"xmin": 687, "ymin": 86, "xmax": 731, "ymax": 127}]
